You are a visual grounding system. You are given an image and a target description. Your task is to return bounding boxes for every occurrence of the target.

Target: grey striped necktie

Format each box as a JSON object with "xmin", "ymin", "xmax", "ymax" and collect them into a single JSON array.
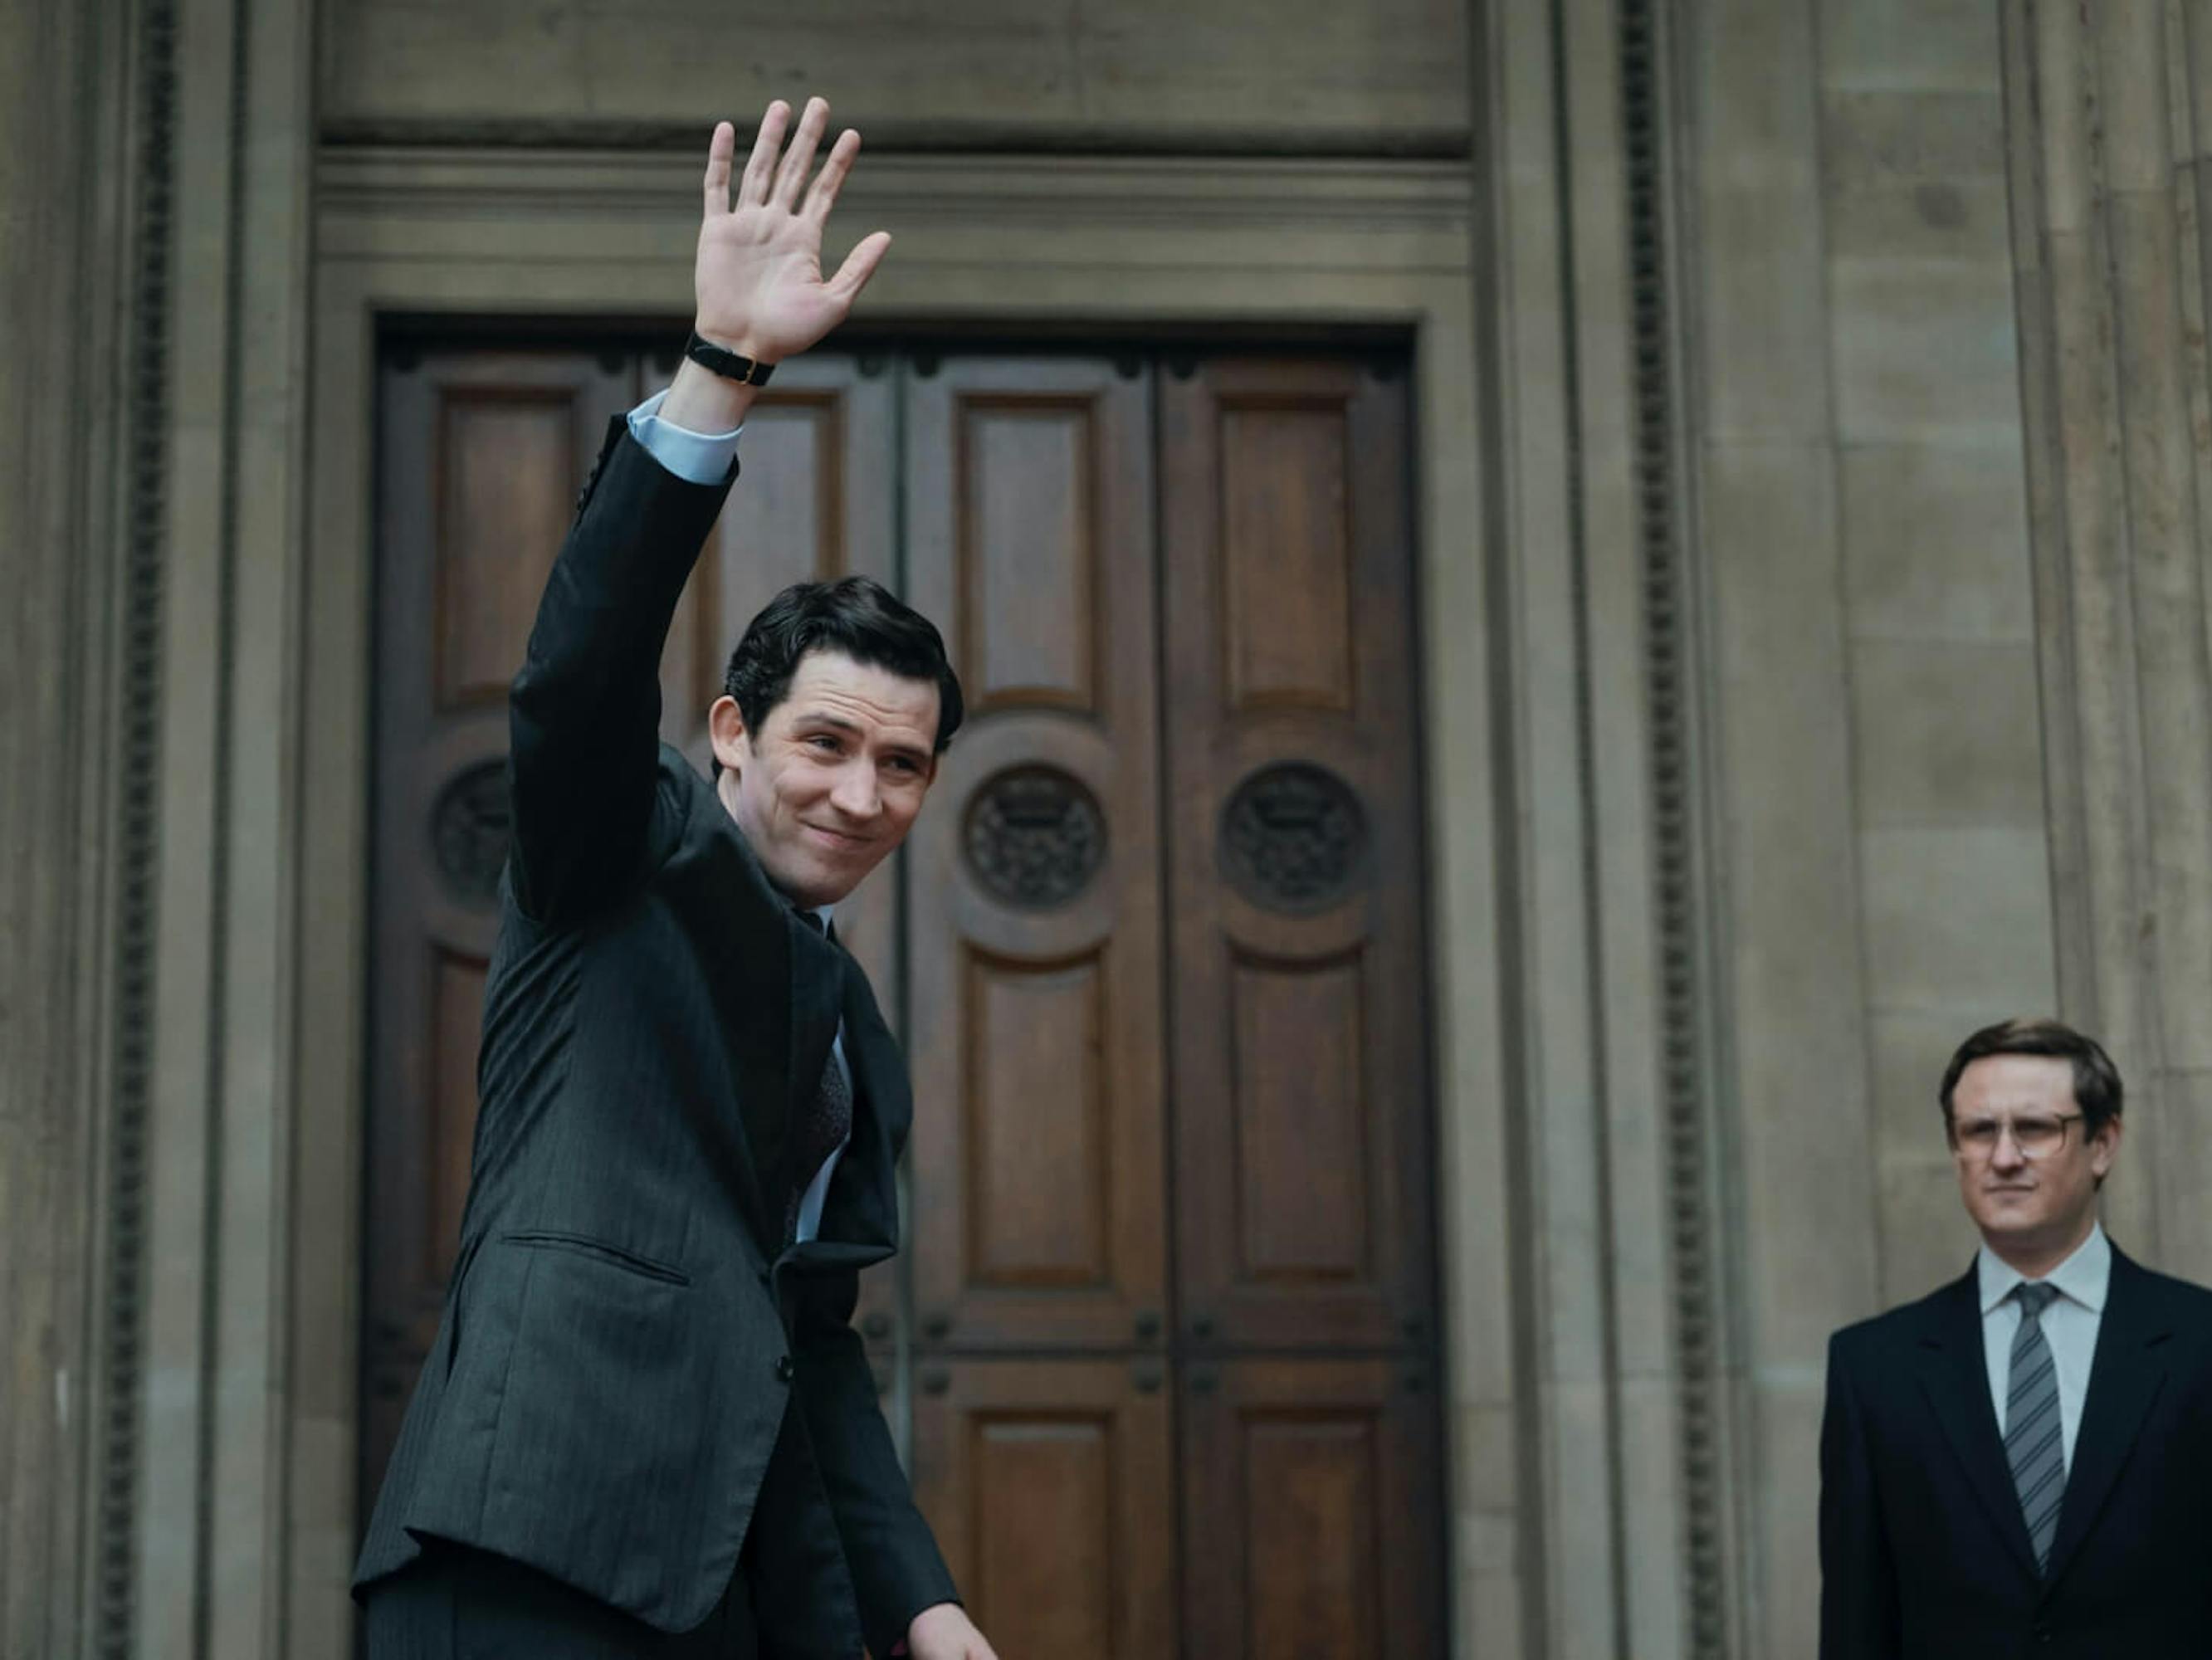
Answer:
[{"xmin": 2004, "ymin": 1281, "xmax": 2066, "ymax": 1571}]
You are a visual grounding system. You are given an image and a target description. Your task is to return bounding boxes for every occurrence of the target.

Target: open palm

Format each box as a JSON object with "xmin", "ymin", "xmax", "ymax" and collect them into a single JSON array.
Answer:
[{"xmin": 694, "ymin": 99, "xmax": 891, "ymax": 365}]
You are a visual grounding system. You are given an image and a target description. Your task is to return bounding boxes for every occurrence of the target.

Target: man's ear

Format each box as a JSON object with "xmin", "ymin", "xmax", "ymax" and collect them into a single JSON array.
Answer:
[
  {"xmin": 2089, "ymin": 1112, "xmax": 2123, "ymax": 1180},
  {"xmin": 709, "ymin": 695, "xmax": 750, "ymax": 774}
]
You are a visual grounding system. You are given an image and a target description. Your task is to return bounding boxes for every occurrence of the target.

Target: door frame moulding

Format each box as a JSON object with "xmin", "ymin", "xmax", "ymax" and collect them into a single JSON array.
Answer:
[{"xmin": 297, "ymin": 146, "xmax": 1511, "ymax": 1649}]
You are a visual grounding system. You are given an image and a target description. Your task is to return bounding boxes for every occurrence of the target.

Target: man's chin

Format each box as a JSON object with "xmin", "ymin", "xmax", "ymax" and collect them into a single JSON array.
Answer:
[{"xmin": 779, "ymin": 859, "xmax": 873, "ymax": 911}]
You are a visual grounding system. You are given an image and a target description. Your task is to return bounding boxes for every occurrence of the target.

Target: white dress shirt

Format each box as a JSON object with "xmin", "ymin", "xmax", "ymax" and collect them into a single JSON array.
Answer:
[
  {"xmin": 627, "ymin": 394, "xmax": 852, "ymax": 1243},
  {"xmin": 627, "ymin": 387, "xmax": 744, "ymax": 483},
  {"xmin": 1977, "ymin": 1222, "xmax": 2111, "ymax": 1472}
]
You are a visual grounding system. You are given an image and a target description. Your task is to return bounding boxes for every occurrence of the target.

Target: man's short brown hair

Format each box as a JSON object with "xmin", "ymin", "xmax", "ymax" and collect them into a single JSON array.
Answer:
[{"xmin": 1937, "ymin": 1017, "xmax": 2123, "ymax": 1139}]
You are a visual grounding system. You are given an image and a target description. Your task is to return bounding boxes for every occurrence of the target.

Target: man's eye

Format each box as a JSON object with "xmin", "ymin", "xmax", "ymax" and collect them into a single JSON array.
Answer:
[{"xmin": 808, "ymin": 735, "xmax": 840, "ymax": 753}]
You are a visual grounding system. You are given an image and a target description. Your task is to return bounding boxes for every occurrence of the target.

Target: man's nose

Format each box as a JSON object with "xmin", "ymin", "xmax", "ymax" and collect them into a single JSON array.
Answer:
[
  {"xmin": 1991, "ymin": 1126, "xmax": 2028, "ymax": 1168},
  {"xmin": 830, "ymin": 761, "xmax": 881, "ymax": 818}
]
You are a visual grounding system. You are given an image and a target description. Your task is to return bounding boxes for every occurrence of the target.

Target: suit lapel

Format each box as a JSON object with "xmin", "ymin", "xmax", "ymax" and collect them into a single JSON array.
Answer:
[
  {"xmin": 665, "ymin": 767, "xmax": 789, "ymax": 1252},
  {"xmin": 2042, "ymin": 1247, "xmax": 2171, "ymax": 1588},
  {"xmin": 1915, "ymin": 1267, "xmax": 2042, "ymax": 1580}
]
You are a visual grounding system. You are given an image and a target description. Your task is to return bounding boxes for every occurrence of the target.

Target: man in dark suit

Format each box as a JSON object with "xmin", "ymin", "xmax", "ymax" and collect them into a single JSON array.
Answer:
[
  {"xmin": 353, "ymin": 97, "xmax": 999, "ymax": 1659},
  {"xmin": 1820, "ymin": 1017, "xmax": 2212, "ymax": 1658}
]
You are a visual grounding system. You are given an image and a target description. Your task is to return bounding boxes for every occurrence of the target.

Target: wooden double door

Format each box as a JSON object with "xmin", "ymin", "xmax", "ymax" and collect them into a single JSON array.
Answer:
[{"xmin": 364, "ymin": 339, "xmax": 1443, "ymax": 1657}]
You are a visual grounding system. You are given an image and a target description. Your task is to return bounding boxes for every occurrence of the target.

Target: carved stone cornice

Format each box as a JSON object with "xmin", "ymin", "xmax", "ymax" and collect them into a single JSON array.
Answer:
[{"xmin": 315, "ymin": 148, "xmax": 1477, "ymax": 249}]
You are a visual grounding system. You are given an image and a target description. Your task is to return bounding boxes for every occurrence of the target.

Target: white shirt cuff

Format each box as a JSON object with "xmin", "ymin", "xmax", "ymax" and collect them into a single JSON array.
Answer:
[{"xmin": 627, "ymin": 388, "xmax": 743, "ymax": 486}]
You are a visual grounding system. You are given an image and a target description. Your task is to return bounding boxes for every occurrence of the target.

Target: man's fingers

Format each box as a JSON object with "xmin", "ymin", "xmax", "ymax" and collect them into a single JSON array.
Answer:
[
  {"xmin": 826, "ymin": 230, "xmax": 892, "ymax": 304},
  {"xmin": 738, "ymin": 100, "xmax": 790, "ymax": 208},
  {"xmin": 801, "ymin": 128, "xmax": 862, "ymax": 223},
  {"xmin": 771, "ymin": 95, "xmax": 830, "ymax": 210},
  {"xmin": 701, "ymin": 120, "xmax": 735, "ymax": 217}
]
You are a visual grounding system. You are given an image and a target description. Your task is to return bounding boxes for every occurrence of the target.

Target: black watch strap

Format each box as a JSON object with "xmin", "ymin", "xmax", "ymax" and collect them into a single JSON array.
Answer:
[{"xmin": 684, "ymin": 330, "xmax": 776, "ymax": 386}]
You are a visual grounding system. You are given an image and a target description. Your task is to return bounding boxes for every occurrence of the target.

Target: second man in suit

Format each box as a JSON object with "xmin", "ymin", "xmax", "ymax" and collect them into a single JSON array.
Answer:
[{"xmin": 1819, "ymin": 1017, "xmax": 2212, "ymax": 1658}]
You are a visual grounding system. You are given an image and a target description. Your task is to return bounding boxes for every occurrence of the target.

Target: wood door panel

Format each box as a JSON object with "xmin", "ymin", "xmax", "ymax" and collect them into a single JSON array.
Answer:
[
  {"xmin": 432, "ymin": 388, "xmax": 577, "ymax": 710},
  {"xmin": 365, "ymin": 347, "xmax": 633, "ymax": 1504},
  {"xmin": 1218, "ymin": 398, "xmax": 1357, "ymax": 712},
  {"xmin": 1160, "ymin": 357, "xmax": 1434, "ymax": 1353},
  {"xmin": 1228, "ymin": 948, "xmax": 1370, "ymax": 1282},
  {"xmin": 909, "ymin": 1359, "xmax": 1175, "ymax": 1660},
  {"xmin": 964, "ymin": 947, "xmax": 1111, "ymax": 1287},
  {"xmin": 1179, "ymin": 1358, "xmax": 1443, "ymax": 1660},
  {"xmin": 905, "ymin": 359, "xmax": 1167, "ymax": 1350},
  {"xmin": 955, "ymin": 393, "xmax": 1101, "ymax": 712}
]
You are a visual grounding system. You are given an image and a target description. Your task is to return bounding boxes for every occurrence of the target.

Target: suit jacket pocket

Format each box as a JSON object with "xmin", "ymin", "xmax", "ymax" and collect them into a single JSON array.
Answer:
[
  {"xmin": 467, "ymin": 1234, "xmax": 789, "ymax": 1632},
  {"xmin": 498, "ymin": 1228, "xmax": 691, "ymax": 1286}
]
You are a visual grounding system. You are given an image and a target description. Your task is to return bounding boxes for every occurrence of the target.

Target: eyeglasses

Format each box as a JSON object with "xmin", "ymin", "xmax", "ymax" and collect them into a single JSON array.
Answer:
[{"xmin": 1950, "ymin": 1113, "xmax": 2084, "ymax": 1161}]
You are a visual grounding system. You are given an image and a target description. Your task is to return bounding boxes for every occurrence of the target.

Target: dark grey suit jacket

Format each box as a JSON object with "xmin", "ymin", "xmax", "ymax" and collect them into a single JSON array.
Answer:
[
  {"xmin": 1820, "ymin": 1243, "xmax": 2212, "ymax": 1659},
  {"xmin": 354, "ymin": 420, "xmax": 958, "ymax": 1655}
]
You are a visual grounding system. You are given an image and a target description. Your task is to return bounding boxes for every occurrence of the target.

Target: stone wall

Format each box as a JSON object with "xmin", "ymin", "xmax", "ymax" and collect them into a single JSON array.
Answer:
[
  {"xmin": 1822, "ymin": 0, "xmax": 2052, "ymax": 1306},
  {"xmin": 2007, "ymin": 0, "xmax": 2212, "ymax": 1281},
  {"xmin": 1675, "ymin": 1, "xmax": 2212, "ymax": 1653},
  {"xmin": 0, "ymin": 0, "xmax": 136, "ymax": 1653},
  {"xmin": 1675, "ymin": 0, "xmax": 2057, "ymax": 1649},
  {"xmin": 317, "ymin": 0, "xmax": 1469, "ymax": 149}
]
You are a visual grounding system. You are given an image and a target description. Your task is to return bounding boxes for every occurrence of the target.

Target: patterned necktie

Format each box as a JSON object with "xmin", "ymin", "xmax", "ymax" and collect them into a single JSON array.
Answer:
[
  {"xmin": 786, "ymin": 911, "xmax": 852, "ymax": 1242},
  {"xmin": 2005, "ymin": 1282, "xmax": 2066, "ymax": 1572}
]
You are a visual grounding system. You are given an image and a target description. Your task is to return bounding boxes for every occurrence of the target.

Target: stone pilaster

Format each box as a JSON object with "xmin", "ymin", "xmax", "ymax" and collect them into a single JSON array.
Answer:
[
  {"xmin": 2004, "ymin": 0, "xmax": 2212, "ymax": 1276},
  {"xmin": 0, "ymin": 1, "xmax": 144, "ymax": 1654}
]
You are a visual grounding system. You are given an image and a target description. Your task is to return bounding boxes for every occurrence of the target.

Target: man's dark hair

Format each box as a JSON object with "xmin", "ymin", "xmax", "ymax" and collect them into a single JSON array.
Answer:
[
  {"xmin": 720, "ymin": 576, "xmax": 964, "ymax": 754},
  {"xmin": 1938, "ymin": 1017, "xmax": 2123, "ymax": 1140}
]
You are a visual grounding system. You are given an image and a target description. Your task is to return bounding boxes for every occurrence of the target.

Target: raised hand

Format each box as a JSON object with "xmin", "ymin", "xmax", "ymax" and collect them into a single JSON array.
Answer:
[{"xmin": 694, "ymin": 97, "xmax": 891, "ymax": 365}]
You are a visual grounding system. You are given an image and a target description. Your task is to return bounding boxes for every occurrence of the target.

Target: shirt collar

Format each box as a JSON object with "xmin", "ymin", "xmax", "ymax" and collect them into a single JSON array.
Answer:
[{"xmin": 1977, "ymin": 1220, "xmax": 2111, "ymax": 1316}]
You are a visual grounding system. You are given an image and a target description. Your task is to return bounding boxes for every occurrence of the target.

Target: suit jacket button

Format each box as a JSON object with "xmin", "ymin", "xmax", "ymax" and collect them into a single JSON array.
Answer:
[{"xmin": 775, "ymin": 1354, "xmax": 795, "ymax": 1384}]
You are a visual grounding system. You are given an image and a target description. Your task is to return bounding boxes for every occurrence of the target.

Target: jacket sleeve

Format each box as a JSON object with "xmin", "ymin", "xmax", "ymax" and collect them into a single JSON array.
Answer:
[
  {"xmin": 790, "ymin": 1269, "xmax": 961, "ymax": 1658},
  {"xmin": 505, "ymin": 418, "xmax": 736, "ymax": 925},
  {"xmin": 1819, "ymin": 1331, "xmax": 1902, "ymax": 1660}
]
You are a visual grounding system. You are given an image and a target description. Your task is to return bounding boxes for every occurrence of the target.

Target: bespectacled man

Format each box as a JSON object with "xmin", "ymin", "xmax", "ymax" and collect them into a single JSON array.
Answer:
[{"xmin": 1819, "ymin": 1017, "xmax": 2212, "ymax": 1659}]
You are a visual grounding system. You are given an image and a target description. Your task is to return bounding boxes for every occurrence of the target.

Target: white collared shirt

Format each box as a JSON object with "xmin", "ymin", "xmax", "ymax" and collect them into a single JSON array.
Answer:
[
  {"xmin": 627, "ymin": 388, "xmax": 743, "ymax": 483},
  {"xmin": 1977, "ymin": 1222, "xmax": 2111, "ymax": 1471}
]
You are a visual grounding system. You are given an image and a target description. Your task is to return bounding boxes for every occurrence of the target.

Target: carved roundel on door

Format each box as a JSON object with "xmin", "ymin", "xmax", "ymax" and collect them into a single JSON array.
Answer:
[
  {"xmin": 431, "ymin": 759, "xmax": 511, "ymax": 906},
  {"xmin": 1220, "ymin": 762, "xmax": 1368, "ymax": 913},
  {"xmin": 964, "ymin": 764, "xmax": 1106, "ymax": 909}
]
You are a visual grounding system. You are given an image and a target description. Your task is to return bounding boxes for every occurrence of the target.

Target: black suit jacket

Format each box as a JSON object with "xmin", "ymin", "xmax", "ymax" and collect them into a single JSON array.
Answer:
[
  {"xmin": 1820, "ymin": 1243, "xmax": 2212, "ymax": 1658},
  {"xmin": 354, "ymin": 421, "xmax": 958, "ymax": 1653}
]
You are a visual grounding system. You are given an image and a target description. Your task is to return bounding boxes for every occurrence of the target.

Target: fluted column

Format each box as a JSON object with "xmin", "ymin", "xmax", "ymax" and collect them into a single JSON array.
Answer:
[{"xmin": 2005, "ymin": 0, "xmax": 2212, "ymax": 1273}]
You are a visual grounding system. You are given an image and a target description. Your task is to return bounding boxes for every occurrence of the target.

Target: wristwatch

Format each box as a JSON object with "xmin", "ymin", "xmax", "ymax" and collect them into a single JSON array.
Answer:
[{"xmin": 683, "ymin": 330, "xmax": 776, "ymax": 387}]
